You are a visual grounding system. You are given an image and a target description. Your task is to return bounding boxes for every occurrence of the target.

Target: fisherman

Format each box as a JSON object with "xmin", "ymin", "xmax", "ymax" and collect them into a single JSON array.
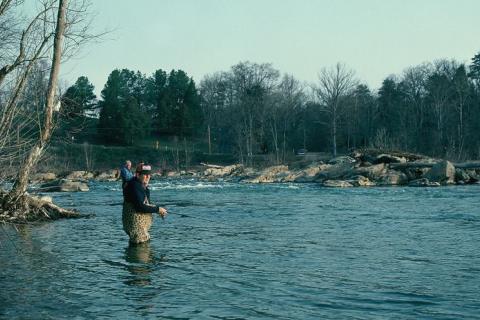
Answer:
[
  {"xmin": 122, "ymin": 164, "xmax": 167, "ymax": 244},
  {"xmin": 120, "ymin": 160, "xmax": 134, "ymax": 189}
]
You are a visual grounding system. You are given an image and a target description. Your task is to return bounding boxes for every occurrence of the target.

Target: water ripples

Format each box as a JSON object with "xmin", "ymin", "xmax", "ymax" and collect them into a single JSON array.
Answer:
[{"xmin": 1, "ymin": 182, "xmax": 480, "ymax": 319}]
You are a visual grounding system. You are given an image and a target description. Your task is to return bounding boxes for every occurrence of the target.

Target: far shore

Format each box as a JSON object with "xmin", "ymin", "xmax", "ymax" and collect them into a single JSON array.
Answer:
[{"xmin": 23, "ymin": 150, "xmax": 480, "ymax": 192}]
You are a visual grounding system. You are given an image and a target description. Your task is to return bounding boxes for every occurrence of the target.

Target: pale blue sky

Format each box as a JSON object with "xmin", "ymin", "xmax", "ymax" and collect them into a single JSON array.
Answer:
[{"xmin": 61, "ymin": 0, "xmax": 480, "ymax": 95}]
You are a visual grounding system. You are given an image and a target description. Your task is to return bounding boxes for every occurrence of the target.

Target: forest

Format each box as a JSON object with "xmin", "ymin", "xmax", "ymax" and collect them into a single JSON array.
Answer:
[{"xmin": 55, "ymin": 53, "xmax": 480, "ymax": 165}]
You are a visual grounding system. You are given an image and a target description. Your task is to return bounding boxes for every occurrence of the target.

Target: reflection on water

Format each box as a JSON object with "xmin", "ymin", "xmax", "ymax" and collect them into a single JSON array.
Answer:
[{"xmin": 124, "ymin": 242, "xmax": 153, "ymax": 287}]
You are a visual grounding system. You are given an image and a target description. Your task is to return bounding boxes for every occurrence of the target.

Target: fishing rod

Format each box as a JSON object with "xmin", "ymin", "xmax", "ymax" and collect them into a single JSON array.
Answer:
[{"xmin": 109, "ymin": 202, "xmax": 217, "ymax": 223}]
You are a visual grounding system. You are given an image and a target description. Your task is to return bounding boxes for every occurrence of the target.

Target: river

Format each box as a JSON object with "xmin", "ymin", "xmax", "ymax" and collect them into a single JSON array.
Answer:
[{"xmin": 1, "ymin": 181, "xmax": 479, "ymax": 319}]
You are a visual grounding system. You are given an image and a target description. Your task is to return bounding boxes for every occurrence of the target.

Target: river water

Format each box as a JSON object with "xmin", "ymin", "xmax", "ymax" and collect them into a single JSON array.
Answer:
[{"xmin": 1, "ymin": 181, "xmax": 479, "ymax": 319}]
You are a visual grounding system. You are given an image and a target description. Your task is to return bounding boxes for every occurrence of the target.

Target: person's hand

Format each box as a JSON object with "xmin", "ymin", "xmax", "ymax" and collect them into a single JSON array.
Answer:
[{"xmin": 158, "ymin": 207, "xmax": 167, "ymax": 219}]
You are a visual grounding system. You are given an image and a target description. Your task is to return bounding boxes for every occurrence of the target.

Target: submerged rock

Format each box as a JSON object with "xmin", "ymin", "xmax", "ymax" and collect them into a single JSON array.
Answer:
[
  {"xmin": 323, "ymin": 180, "xmax": 353, "ymax": 188},
  {"xmin": 408, "ymin": 178, "xmax": 441, "ymax": 187}
]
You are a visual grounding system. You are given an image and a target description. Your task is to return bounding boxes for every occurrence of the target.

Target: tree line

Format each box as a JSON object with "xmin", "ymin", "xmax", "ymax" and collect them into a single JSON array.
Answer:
[{"xmin": 60, "ymin": 52, "xmax": 480, "ymax": 163}]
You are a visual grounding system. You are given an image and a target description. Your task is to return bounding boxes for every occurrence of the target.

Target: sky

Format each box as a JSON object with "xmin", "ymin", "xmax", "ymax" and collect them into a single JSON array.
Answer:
[{"xmin": 60, "ymin": 0, "xmax": 480, "ymax": 96}]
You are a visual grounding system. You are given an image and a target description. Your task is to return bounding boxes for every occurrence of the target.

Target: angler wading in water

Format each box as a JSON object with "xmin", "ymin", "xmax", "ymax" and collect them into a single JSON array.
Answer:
[{"xmin": 122, "ymin": 164, "xmax": 167, "ymax": 244}]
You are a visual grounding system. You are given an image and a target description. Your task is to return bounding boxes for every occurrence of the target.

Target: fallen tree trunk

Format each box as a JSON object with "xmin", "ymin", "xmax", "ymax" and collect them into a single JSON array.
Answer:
[
  {"xmin": 0, "ymin": 189, "xmax": 81, "ymax": 223},
  {"xmin": 390, "ymin": 161, "xmax": 480, "ymax": 170},
  {"xmin": 454, "ymin": 161, "xmax": 480, "ymax": 169},
  {"xmin": 389, "ymin": 162, "xmax": 436, "ymax": 170}
]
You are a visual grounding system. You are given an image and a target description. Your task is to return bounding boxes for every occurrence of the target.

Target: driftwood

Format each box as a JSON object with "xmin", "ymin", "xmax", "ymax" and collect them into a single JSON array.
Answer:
[
  {"xmin": 390, "ymin": 161, "xmax": 480, "ymax": 170},
  {"xmin": 454, "ymin": 161, "xmax": 480, "ymax": 169},
  {"xmin": 200, "ymin": 162, "xmax": 224, "ymax": 169},
  {"xmin": 352, "ymin": 148, "xmax": 427, "ymax": 162},
  {"xmin": 0, "ymin": 189, "xmax": 82, "ymax": 223},
  {"xmin": 389, "ymin": 162, "xmax": 435, "ymax": 170}
]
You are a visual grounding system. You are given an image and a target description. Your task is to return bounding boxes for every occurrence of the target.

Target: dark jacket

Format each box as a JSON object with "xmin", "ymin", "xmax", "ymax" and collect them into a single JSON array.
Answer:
[{"xmin": 123, "ymin": 177, "xmax": 159, "ymax": 213}]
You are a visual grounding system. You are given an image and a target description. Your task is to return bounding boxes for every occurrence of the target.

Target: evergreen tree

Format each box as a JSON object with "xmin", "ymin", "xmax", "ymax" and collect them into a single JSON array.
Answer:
[
  {"xmin": 61, "ymin": 76, "xmax": 96, "ymax": 118},
  {"xmin": 468, "ymin": 51, "xmax": 480, "ymax": 83},
  {"xmin": 97, "ymin": 69, "xmax": 149, "ymax": 145}
]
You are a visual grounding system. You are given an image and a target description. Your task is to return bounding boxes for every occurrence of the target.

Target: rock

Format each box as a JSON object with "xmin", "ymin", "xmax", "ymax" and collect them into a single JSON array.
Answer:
[
  {"xmin": 408, "ymin": 178, "xmax": 440, "ymax": 187},
  {"xmin": 455, "ymin": 168, "xmax": 471, "ymax": 184},
  {"xmin": 328, "ymin": 156, "xmax": 356, "ymax": 165},
  {"xmin": 166, "ymin": 171, "xmax": 180, "ymax": 177},
  {"xmin": 64, "ymin": 171, "xmax": 85, "ymax": 180},
  {"xmin": 204, "ymin": 164, "xmax": 243, "ymax": 177},
  {"xmin": 378, "ymin": 170, "xmax": 408, "ymax": 185},
  {"xmin": 424, "ymin": 160, "xmax": 455, "ymax": 184},
  {"xmin": 323, "ymin": 180, "xmax": 353, "ymax": 188},
  {"xmin": 354, "ymin": 163, "xmax": 386, "ymax": 181},
  {"xmin": 95, "ymin": 169, "xmax": 118, "ymax": 181},
  {"xmin": 348, "ymin": 175, "xmax": 376, "ymax": 187},
  {"xmin": 466, "ymin": 169, "xmax": 479, "ymax": 182},
  {"xmin": 316, "ymin": 163, "xmax": 354, "ymax": 181},
  {"xmin": 293, "ymin": 164, "xmax": 330, "ymax": 183},
  {"xmin": 41, "ymin": 179, "xmax": 89, "ymax": 192},
  {"xmin": 247, "ymin": 165, "xmax": 290, "ymax": 183},
  {"xmin": 404, "ymin": 168, "xmax": 429, "ymax": 181},
  {"xmin": 31, "ymin": 172, "xmax": 57, "ymax": 182},
  {"xmin": 375, "ymin": 154, "xmax": 407, "ymax": 164}
]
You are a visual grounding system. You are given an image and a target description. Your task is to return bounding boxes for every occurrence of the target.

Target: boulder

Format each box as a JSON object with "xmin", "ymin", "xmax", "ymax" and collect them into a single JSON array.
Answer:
[
  {"xmin": 354, "ymin": 163, "xmax": 386, "ymax": 181},
  {"xmin": 64, "ymin": 171, "xmax": 87, "ymax": 180},
  {"xmin": 294, "ymin": 164, "xmax": 330, "ymax": 182},
  {"xmin": 328, "ymin": 156, "xmax": 356, "ymax": 165},
  {"xmin": 466, "ymin": 169, "xmax": 480, "ymax": 183},
  {"xmin": 32, "ymin": 172, "xmax": 57, "ymax": 182},
  {"xmin": 41, "ymin": 179, "xmax": 89, "ymax": 192},
  {"xmin": 375, "ymin": 154, "xmax": 407, "ymax": 164},
  {"xmin": 455, "ymin": 168, "xmax": 471, "ymax": 184},
  {"xmin": 247, "ymin": 165, "xmax": 290, "ymax": 183},
  {"xmin": 323, "ymin": 180, "xmax": 353, "ymax": 188},
  {"xmin": 378, "ymin": 170, "xmax": 408, "ymax": 185},
  {"xmin": 404, "ymin": 168, "xmax": 429, "ymax": 181},
  {"xmin": 166, "ymin": 171, "xmax": 180, "ymax": 178},
  {"xmin": 408, "ymin": 178, "xmax": 441, "ymax": 187},
  {"xmin": 204, "ymin": 164, "xmax": 243, "ymax": 177},
  {"xmin": 95, "ymin": 169, "xmax": 118, "ymax": 181},
  {"xmin": 316, "ymin": 163, "xmax": 355, "ymax": 181},
  {"xmin": 424, "ymin": 160, "xmax": 455, "ymax": 184},
  {"xmin": 348, "ymin": 175, "xmax": 376, "ymax": 187}
]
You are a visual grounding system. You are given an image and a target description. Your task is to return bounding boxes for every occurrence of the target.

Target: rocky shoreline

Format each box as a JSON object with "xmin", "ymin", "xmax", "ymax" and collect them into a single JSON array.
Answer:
[{"xmin": 29, "ymin": 150, "xmax": 480, "ymax": 192}]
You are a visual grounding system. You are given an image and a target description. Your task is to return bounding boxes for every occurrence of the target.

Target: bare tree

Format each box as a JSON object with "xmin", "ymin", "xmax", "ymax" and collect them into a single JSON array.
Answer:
[
  {"xmin": 315, "ymin": 63, "xmax": 357, "ymax": 157},
  {"xmin": 269, "ymin": 74, "xmax": 305, "ymax": 164},
  {"xmin": 0, "ymin": 0, "xmax": 96, "ymax": 221}
]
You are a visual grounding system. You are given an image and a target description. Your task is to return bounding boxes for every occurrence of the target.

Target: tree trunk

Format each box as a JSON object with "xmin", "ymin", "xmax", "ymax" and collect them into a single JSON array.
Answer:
[
  {"xmin": 207, "ymin": 124, "xmax": 211, "ymax": 155},
  {"xmin": 8, "ymin": 0, "xmax": 68, "ymax": 201}
]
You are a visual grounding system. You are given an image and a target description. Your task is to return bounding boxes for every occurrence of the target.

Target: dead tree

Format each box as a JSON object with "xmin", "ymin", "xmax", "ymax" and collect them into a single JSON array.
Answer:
[
  {"xmin": 0, "ymin": 0, "xmax": 96, "ymax": 221},
  {"xmin": 315, "ymin": 63, "xmax": 357, "ymax": 158}
]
